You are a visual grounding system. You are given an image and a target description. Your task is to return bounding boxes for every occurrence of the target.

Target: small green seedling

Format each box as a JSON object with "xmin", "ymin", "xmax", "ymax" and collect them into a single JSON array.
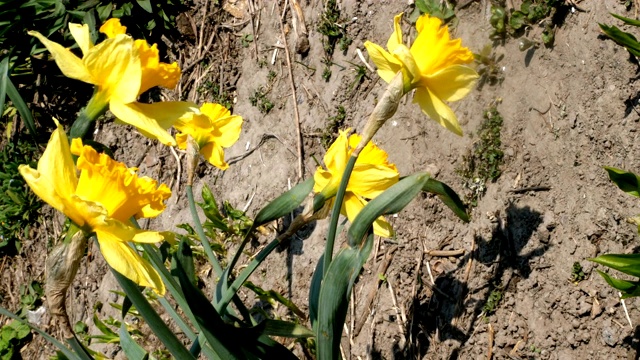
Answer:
[
  {"xmin": 240, "ymin": 33, "xmax": 254, "ymax": 48},
  {"xmin": 489, "ymin": 0, "xmax": 563, "ymax": 47},
  {"xmin": 320, "ymin": 106, "xmax": 347, "ymax": 149},
  {"xmin": 0, "ymin": 320, "xmax": 31, "ymax": 359},
  {"xmin": 249, "ymin": 86, "xmax": 274, "ymax": 114},
  {"xmin": 483, "ymin": 288, "xmax": 503, "ymax": 315},
  {"xmin": 474, "ymin": 44, "xmax": 504, "ymax": 90},
  {"xmin": 570, "ymin": 261, "xmax": 586, "ymax": 284},
  {"xmin": 457, "ymin": 102, "xmax": 504, "ymax": 206},
  {"xmin": 410, "ymin": 0, "xmax": 456, "ymax": 23}
]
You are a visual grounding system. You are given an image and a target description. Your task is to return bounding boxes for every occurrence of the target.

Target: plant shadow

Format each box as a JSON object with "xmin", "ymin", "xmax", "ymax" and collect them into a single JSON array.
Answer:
[{"xmin": 399, "ymin": 201, "xmax": 546, "ymax": 359}]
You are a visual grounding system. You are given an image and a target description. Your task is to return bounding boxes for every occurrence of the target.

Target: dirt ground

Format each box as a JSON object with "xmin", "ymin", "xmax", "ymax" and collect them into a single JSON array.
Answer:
[{"xmin": 5, "ymin": 0, "xmax": 640, "ymax": 359}]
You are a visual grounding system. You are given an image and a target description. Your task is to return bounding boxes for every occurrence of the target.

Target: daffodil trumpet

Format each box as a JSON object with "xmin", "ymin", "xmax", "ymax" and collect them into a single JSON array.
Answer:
[{"xmin": 19, "ymin": 120, "xmax": 172, "ymax": 295}]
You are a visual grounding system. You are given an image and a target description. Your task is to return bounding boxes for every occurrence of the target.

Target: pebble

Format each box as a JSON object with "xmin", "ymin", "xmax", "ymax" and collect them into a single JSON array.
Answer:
[
  {"xmin": 571, "ymin": 318, "xmax": 580, "ymax": 329},
  {"xmin": 602, "ymin": 326, "xmax": 618, "ymax": 347}
]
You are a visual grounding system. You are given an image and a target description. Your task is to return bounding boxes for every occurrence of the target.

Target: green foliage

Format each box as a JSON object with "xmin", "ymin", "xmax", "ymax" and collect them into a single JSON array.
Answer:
[
  {"xmin": 474, "ymin": 44, "xmax": 504, "ymax": 90},
  {"xmin": 570, "ymin": 261, "xmax": 585, "ymax": 283},
  {"xmin": 483, "ymin": 288, "xmax": 503, "ymax": 315},
  {"xmin": 458, "ymin": 103, "xmax": 504, "ymax": 206},
  {"xmin": 0, "ymin": 320, "xmax": 31, "ymax": 359},
  {"xmin": 317, "ymin": 0, "xmax": 350, "ymax": 81},
  {"xmin": 320, "ymin": 105, "xmax": 347, "ymax": 149},
  {"xmin": 599, "ymin": 13, "xmax": 640, "ymax": 58},
  {"xmin": 249, "ymin": 86, "xmax": 274, "ymax": 114},
  {"xmin": 489, "ymin": 0, "xmax": 562, "ymax": 47},
  {"xmin": 240, "ymin": 33, "xmax": 253, "ymax": 48},
  {"xmin": 317, "ymin": 0, "xmax": 350, "ymax": 56},
  {"xmin": 410, "ymin": 0, "xmax": 456, "ymax": 23},
  {"xmin": 18, "ymin": 280, "xmax": 43, "ymax": 316},
  {"xmin": 591, "ymin": 168, "xmax": 640, "ymax": 298},
  {"xmin": 0, "ymin": 138, "xmax": 42, "ymax": 253},
  {"xmin": 196, "ymin": 81, "xmax": 234, "ymax": 110}
]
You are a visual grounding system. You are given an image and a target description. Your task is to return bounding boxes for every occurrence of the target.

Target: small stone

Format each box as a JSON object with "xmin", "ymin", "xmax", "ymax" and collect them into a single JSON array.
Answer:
[
  {"xmin": 572, "ymin": 318, "xmax": 580, "ymax": 329},
  {"xmin": 602, "ymin": 326, "xmax": 618, "ymax": 347}
]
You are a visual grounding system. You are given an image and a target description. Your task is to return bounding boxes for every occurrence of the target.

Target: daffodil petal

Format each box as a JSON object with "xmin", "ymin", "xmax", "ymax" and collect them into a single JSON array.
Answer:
[
  {"xmin": 342, "ymin": 193, "xmax": 393, "ymax": 238},
  {"xmin": 18, "ymin": 120, "xmax": 84, "ymax": 226},
  {"xmin": 424, "ymin": 65, "xmax": 479, "ymax": 102},
  {"xmin": 85, "ymin": 35, "xmax": 141, "ymax": 104},
  {"xmin": 200, "ymin": 142, "xmax": 228, "ymax": 170},
  {"xmin": 69, "ymin": 23, "xmax": 92, "ymax": 56},
  {"xmin": 386, "ymin": 13, "xmax": 404, "ymax": 53},
  {"xmin": 364, "ymin": 41, "xmax": 403, "ymax": 84},
  {"xmin": 313, "ymin": 167, "xmax": 333, "ymax": 193},
  {"xmin": 372, "ymin": 217, "xmax": 394, "ymax": 238},
  {"xmin": 95, "ymin": 229, "xmax": 165, "ymax": 295},
  {"xmin": 212, "ymin": 115, "xmax": 243, "ymax": 148},
  {"xmin": 392, "ymin": 44, "xmax": 422, "ymax": 89},
  {"xmin": 413, "ymin": 87, "xmax": 463, "ymax": 136},
  {"xmin": 342, "ymin": 192, "xmax": 365, "ymax": 225},
  {"xmin": 28, "ymin": 31, "xmax": 94, "ymax": 84},
  {"xmin": 110, "ymin": 101, "xmax": 181, "ymax": 146},
  {"xmin": 348, "ymin": 163, "xmax": 399, "ymax": 199},
  {"xmin": 100, "ymin": 18, "xmax": 127, "ymax": 38},
  {"xmin": 323, "ymin": 129, "xmax": 349, "ymax": 175}
]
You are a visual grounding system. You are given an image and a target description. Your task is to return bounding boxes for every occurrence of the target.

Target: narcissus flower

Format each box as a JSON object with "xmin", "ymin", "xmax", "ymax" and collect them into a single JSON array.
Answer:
[
  {"xmin": 364, "ymin": 13, "xmax": 478, "ymax": 135},
  {"xmin": 314, "ymin": 129, "xmax": 399, "ymax": 237},
  {"xmin": 174, "ymin": 103, "xmax": 243, "ymax": 170},
  {"xmin": 29, "ymin": 18, "xmax": 193, "ymax": 145},
  {"xmin": 19, "ymin": 120, "xmax": 172, "ymax": 295}
]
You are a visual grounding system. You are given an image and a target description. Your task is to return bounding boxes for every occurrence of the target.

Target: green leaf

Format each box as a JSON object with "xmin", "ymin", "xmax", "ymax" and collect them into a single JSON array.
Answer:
[
  {"xmin": 422, "ymin": 178, "xmax": 469, "ymax": 222},
  {"xmin": 259, "ymin": 320, "xmax": 314, "ymax": 338},
  {"xmin": 119, "ymin": 324, "xmax": 149, "ymax": 360},
  {"xmin": 136, "ymin": 0, "xmax": 153, "ymax": 13},
  {"xmin": 348, "ymin": 173, "xmax": 431, "ymax": 247},
  {"xmin": 6, "ymin": 77, "xmax": 36, "ymax": 137},
  {"xmin": 611, "ymin": 12, "xmax": 640, "ymax": 27},
  {"xmin": 244, "ymin": 282, "xmax": 305, "ymax": 319},
  {"xmin": 598, "ymin": 23, "xmax": 640, "ymax": 57},
  {"xmin": 590, "ymin": 253, "xmax": 640, "ymax": 277},
  {"xmin": 604, "ymin": 166, "xmax": 640, "ymax": 197},
  {"xmin": 111, "ymin": 269, "xmax": 195, "ymax": 359},
  {"xmin": 0, "ymin": 306, "xmax": 77, "ymax": 359},
  {"xmin": 316, "ymin": 234, "xmax": 374, "ymax": 360},
  {"xmin": 509, "ymin": 11, "xmax": 527, "ymax": 30},
  {"xmin": 200, "ymin": 184, "xmax": 228, "ymax": 231},
  {"xmin": 174, "ymin": 239, "xmax": 244, "ymax": 359},
  {"xmin": 595, "ymin": 270, "xmax": 640, "ymax": 298},
  {"xmin": 254, "ymin": 178, "xmax": 314, "ymax": 226},
  {"xmin": 308, "ymin": 256, "xmax": 324, "ymax": 328},
  {"xmin": 0, "ymin": 57, "xmax": 8, "ymax": 121}
]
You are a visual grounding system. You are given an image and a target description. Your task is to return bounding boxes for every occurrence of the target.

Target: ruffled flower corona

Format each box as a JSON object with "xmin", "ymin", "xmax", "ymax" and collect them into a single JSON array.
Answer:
[
  {"xmin": 314, "ymin": 129, "xmax": 399, "ymax": 237},
  {"xmin": 174, "ymin": 103, "xmax": 243, "ymax": 170},
  {"xmin": 29, "ymin": 18, "xmax": 194, "ymax": 145},
  {"xmin": 19, "ymin": 120, "xmax": 172, "ymax": 295},
  {"xmin": 364, "ymin": 13, "xmax": 478, "ymax": 135}
]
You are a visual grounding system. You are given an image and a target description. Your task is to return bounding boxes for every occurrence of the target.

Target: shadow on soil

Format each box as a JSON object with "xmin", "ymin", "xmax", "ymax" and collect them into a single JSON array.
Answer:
[{"xmin": 400, "ymin": 202, "xmax": 546, "ymax": 359}]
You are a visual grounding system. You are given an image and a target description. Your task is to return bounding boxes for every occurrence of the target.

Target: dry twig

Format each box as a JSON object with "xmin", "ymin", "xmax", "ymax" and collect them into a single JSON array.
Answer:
[{"xmin": 277, "ymin": 1, "xmax": 305, "ymax": 179}]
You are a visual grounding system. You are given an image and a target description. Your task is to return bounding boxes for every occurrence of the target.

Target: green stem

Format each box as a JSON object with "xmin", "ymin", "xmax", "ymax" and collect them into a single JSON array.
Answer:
[
  {"xmin": 69, "ymin": 92, "xmax": 108, "ymax": 140},
  {"xmin": 111, "ymin": 265, "xmax": 195, "ymax": 359},
  {"xmin": 186, "ymin": 184, "xmax": 223, "ymax": 276},
  {"xmin": 323, "ymin": 155, "xmax": 357, "ymax": 278},
  {"xmin": 218, "ymin": 239, "xmax": 280, "ymax": 312}
]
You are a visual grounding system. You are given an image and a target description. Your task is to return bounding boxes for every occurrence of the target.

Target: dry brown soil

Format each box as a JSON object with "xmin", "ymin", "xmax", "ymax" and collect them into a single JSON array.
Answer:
[{"xmin": 4, "ymin": 0, "xmax": 640, "ymax": 359}]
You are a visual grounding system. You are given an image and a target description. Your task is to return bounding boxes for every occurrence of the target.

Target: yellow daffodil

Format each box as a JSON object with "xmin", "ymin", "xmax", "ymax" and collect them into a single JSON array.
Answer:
[
  {"xmin": 174, "ymin": 103, "xmax": 243, "ymax": 170},
  {"xmin": 364, "ymin": 13, "xmax": 478, "ymax": 136},
  {"xmin": 19, "ymin": 120, "xmax": 172, "ymax": 295},
  {"xmin": 29, "ymin": 18, "xmax": 194, "ymax": 145},
  {"xmin": 314, "ymin": 129, "xmax": 399, "ymax": 237}
]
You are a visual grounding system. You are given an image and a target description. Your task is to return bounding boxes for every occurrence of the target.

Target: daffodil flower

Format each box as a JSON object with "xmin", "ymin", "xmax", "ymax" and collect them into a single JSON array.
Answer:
[
  {"xmin": 174, "ymin": 103, "xmax": 243, "ymax": 170},
  {"xmin": 314, "ymin": 129, "xmax": 399, "ymax": 237},
  {"xmin": 364, "ymin": 13, "xmax": 478, "ymax": 136},
  {"xmin": 29, "ymin": 19, "xmax": 194, "ymax": 145},
  {"xmin": 19, "ymin": 120, "xmax": 172, "ymax": 295}
]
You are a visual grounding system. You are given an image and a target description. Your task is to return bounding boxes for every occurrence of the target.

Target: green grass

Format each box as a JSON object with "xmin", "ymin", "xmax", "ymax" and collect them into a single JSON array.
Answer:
[
  {"xmin": 320, "ymin": 106, "xmax": 347, "ymax": 149},
  {"xmin": 457, "ymin": 104, "xmax": 504, "ymax": 207},
  {"xmin": 0, "ymin": 138, "xmax": 42, "ymax": 253},
  {"xmin": 249, "ymin": 86, "xmax": 274, "ymax": 115}
]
